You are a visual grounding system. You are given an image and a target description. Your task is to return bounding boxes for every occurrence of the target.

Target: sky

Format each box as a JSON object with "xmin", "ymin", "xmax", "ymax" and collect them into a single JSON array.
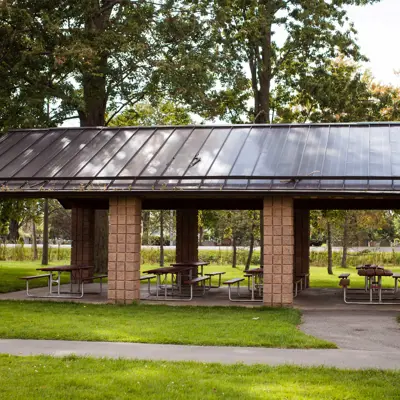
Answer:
[{"xmin": 346, "ymin": 0, "xmax": 400, "ymax": 85}]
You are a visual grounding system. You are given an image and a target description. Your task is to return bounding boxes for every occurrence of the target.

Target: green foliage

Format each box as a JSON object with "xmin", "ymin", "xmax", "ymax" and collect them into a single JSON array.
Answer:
[
  {"xmin": 277, "ymin": 59, "xmax": 400, "ymax": 123},
  {"xmin": 310, "ymin": 250, "xmax": 400, "ymax": 267},
  {"xmin": 197, "ymin": 0, "xmax": 380, "ymax": 123},
  {"xmin": 0, "ymin": 243, "xmax": 70, "ymax": 262},
  {"xmin": 109, "ymin": 101, "xmax": 193, "ymax": 126}
]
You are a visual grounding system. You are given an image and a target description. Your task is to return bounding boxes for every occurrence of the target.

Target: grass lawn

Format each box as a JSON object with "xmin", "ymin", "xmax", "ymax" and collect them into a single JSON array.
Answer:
[
  {"xmin": 0, "ymin": 260, "xmax": 70, "ymax": 293},
  {"xmin": 0, "ymin": 301, "xmax": 334, "ymax": 348},
  {"xmin": 309, "ymin": 265, "xmax": 400, "ymax": 289},
  {"xmin": 0, "ymin": 355, "xmax": 399, "ymax": 400}
]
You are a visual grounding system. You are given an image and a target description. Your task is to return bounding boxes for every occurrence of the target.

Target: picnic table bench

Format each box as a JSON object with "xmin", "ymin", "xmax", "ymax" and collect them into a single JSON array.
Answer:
[
  {"xmin": 184, "ymin": 276, "xmax": 210, "ymax": 300},
  {"xmin": 20, "ymin": 274, "xmax": 53, "ymax": 297}
]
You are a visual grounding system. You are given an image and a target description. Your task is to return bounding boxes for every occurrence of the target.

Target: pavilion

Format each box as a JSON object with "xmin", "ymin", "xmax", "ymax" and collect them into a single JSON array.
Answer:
[{"xmin": 0, "ymin": 122, "xmax": 399, "ymax": 306}]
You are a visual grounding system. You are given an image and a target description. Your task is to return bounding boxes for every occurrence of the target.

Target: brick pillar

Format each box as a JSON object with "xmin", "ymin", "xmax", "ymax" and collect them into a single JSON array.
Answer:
[
  {"xmin": 294, "ymin": 209, "xmax": 310, "ymax": 287},
  {"xmin": 108, "ymin": 197, "xmax": 141, "ymax": 304},
  {"xmin": 176, "ymin": 209, "xmax": 198, "ymax": 263},
  {"xmin": 263, "ymin": 197, "xmax": 294, "ymax": 307},
  {"xmin": 71, "ymin": 207, "xmax": 95, "ymax": 281}
]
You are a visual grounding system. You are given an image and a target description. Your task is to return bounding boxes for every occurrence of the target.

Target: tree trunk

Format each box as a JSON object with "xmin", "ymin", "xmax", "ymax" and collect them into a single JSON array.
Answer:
[
  {"xmin": 142, "ymin": 210, "xmax": 150, "ymax": 245},
  {"xmin": 248, "ymin": 10, "xmax": 272, "ymax": 123},
  {"xmin": 160, "ymin": 211, "xmax": 164, "ymax": 266},
  {"xmin": 245, "ymin": 231, "xmax": 255, "ymax": 271},
  {"xmin": 169, "ymin": 210, "xmax": 174, "ymax": 246},
  {"xmin": 327, "ymin": 221, "xmax": 333, "ymax": 275},
  {"xmin": 232, "ymin": 236, "xmax": 237, "ymax": 268},
  {"xmin": 341, "ymin": 212, "xmax": 349, "ymax": 268},
  {"xmin": 32, "ymin": 221, "xmax": 38, "ymax": 260},
  {"xmin": 8, "ymin": 219, "xmax": 19, "ymax": 242},
  {"xmin": 94, "ymin": 210, "xmax": 108, "ymax": 273},
  {"xmin": 41, "ymin": 199, "xmax": 49, "ymax": 265},
  {"xmin": 199, "ymin": 225, "xmax": 204, "ymax": 246}
]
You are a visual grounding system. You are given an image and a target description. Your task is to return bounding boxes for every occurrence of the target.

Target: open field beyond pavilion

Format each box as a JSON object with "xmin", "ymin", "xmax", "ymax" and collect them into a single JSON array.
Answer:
[
  {"xmin": 0, "ymin": 355, "xmax": 399, "ymax": 400},
  {"xmin": 2, "ymin": 260, "xmax": 400, "ymax": 293}
]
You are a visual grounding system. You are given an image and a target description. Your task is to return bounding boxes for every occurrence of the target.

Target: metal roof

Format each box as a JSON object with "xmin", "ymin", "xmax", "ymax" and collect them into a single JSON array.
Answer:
[{"xmin": 1, "ymin": 123, "xmax": 400, "ymax": 193}]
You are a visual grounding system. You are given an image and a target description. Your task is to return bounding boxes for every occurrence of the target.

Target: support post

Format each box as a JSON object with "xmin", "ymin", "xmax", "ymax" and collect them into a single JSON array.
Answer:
[
  {"xmin": 176, "ymin": 209, "xmax": 198, "ymax": 263},
  {"xmin": 294, "ymin": 209, "xmax": 310, "ymax": 287},
  {"xmin": 108, "ymin": 197, "xmax": 141, "ymax": 304},
  {"xmin": 263, "ymin": 197, "xmax": 294, "ymax": 307},
  {"xmin": 71, "ymin": 206, "xmax": 95, "ymax": 281}
]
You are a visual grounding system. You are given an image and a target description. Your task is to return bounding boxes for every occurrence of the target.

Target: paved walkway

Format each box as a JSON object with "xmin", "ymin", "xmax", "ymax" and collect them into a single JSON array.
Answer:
[
  {"xmin": 302, "ymin": 310, "xmax": 400, "ymax": 351},
  {"xmin": 1, "ymin": 339, "xmax": 400, "ymax": 370}
]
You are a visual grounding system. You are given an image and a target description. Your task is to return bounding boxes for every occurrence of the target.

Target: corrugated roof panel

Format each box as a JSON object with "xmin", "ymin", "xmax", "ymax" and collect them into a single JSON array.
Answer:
[
  {"xmin": 0, "ymin": 131, "xmax": 46, "ymax": 171},
  {"xmin": 55, "ymin": 129, "xmax": 117, "ymax": 177},
  {"xmin": 320, "ymin": 125, "xmax": 349, "ymax": 189},
  {"xmin": 160, "ymin": 128, "xmax": 212, "ymax": 187},
  {"xmin": 15, "ymin": 129, "xmax": 82, "ymax": 177},
  {"xmin": 248, "ymin": 125, "xmax": 289, "ymax": 188},
  {"xmin": 225, "ymin": 127, "xmax": 266, "ymax": 188},
  {"xmin": 0, "ymin": 131, "xmax": 29, "ymax": 157},
  {"xmin": 35, "ymin": 129, "xmax": 99, "ymax": 177},
  {"xmin": 344, "ymin": 126, "xmax": 369, "ymax": 189},
  {"xmin": 2, "ymin": 123, "xmax": 400, "ymax": 192},
  {"xmin": 295, "ymin": 126, "xmax": 330, "ymax": 189},
  {"xmin": 183, "ymin": 127, "xmax": 231, "ymax": 187},
  {"xmin": 77, "ymin": 129, "xmax": 137, "ymax": 177},
  {"xmin": 0, "ymin": 129, "xmax": 62, "ymax": 177},
  {"xmin": 141, "ymin": 128, "xmax": 193, "ymax": 177},
  {"xmin": 118, "ymin": 128, "xmax": 173, "ymax": 177}
]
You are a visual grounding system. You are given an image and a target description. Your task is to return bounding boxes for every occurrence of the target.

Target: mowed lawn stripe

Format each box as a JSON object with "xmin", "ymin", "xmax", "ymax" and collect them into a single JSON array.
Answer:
[
  {"xmin": 0, "ymin": 355, "xmax": 399, "ymax": 400},
  {"xmin": 0, "ymin": 302, "xmax": 334, "ymax": 348}
]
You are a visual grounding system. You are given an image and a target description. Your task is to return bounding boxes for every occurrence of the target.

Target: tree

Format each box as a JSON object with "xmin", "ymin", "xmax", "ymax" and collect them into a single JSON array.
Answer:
[
  {"xmin": 0, "ymin": 199, "xmax": 43, "ymax": 241},
  {"xmin": 199, "ymin": 0, "xmax": 380, "ymax": 123},
  {"xmin": 276, "ymin": 59, "xmax": 400, "ymax": 123},
  {"xmin": 109, "ymin": 101, "xmax": 193, "ymax": 126}
]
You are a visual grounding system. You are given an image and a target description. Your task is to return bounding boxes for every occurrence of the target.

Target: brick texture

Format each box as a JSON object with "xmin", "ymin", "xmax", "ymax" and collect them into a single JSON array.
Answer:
[
  {"xmin": 71, "ymin": 207, "xmax": 95, "ymax": 282},
  {"xmin": 263, "ymin": 197, "xmax": 294, "ymax": 307},
  {"xmin": 108, "ymin": 197, "xmax": 141, "ymax": 304}
]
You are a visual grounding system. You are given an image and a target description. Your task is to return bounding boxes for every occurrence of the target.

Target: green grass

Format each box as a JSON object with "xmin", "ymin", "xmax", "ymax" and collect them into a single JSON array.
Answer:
[
  {"xmin": 310, "ymin": 265, "xmax": 400, "ymax": 289},
  {"xmin": 0, "ymin": 302, "xmax": 334, "ymax": 348},
  {"xmin": 0, "ymin": 260, "xmax": 70, "ymax": 293},
  {"xmin": 0, "ymin": 355, "xmax": 399, "ymax": 400},
  {"xmin": 2, "ymin": 260, "xmax": 400, "ymax": 294}
]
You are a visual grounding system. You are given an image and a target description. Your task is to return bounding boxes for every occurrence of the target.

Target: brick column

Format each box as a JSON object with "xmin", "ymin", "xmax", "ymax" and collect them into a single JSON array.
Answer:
[
  {"xmin": 71, "ymin": 207, "xmax": 95, "ymax": 281},
  {"xmin": 263, "ymin": 197, "xmax": 294, "ymax": 307},
  {"xmin": 108, "ymin": 197, "xmax": 141, "ymax": 304}
]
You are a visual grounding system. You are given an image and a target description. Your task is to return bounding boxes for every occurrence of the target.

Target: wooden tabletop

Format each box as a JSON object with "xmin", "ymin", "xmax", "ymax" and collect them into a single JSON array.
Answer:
[
  {"xmin": 37, "ymin": 265, "xmax": 94, "ymax": 272},
  {"xmin": 143, "ymin": 266, "xmax": 193, "ymax": 275},
  {"xmin": 245, "ymin": 268, "xmax": 263, "ymax": 274},
  {"xmin": 170, "ymin": 261, "xmax": 209, "ymax": 267}
]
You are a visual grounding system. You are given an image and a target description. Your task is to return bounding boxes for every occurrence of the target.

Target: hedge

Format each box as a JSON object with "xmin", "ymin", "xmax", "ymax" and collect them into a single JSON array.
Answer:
[{"xmin": 2, "ymin": 243, "xmax": 400, "ymax": 267}]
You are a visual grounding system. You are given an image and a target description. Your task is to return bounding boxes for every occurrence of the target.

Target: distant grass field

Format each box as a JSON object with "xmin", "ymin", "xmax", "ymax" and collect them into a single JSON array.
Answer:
[
  {"xmin": 2, "ymin": 261, "xmax": 400, "ymax": 293},
  {"xmin": 309, "ymin": 265, "xmax": 400, "ymax": 289}
]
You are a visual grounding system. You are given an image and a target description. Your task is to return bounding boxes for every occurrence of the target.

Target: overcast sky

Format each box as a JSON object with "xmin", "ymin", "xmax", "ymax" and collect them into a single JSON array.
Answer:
[{"xmin": 346, "ymin": 0, "xmax": 400, "ymax": 84}]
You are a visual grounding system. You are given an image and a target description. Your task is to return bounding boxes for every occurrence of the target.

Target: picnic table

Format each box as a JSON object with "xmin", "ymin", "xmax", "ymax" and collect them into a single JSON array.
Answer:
[
  {"xmin": 143, "ymin": 266, "xmax": 195, "ymax": 299},
  {"xmin": 245, "ymin": 268, "xmax": 263, "ymax": 301},
  {"xmin": 37, "ymin": 265, "xmax": 94, "ymax": 298},
  {"xmin": 357, "ymin": 265, "xmax": 393, "ymax": 303},
  {"xmin": 170, "ymin": 261, "xmax": 209, "ymax": 277}
]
